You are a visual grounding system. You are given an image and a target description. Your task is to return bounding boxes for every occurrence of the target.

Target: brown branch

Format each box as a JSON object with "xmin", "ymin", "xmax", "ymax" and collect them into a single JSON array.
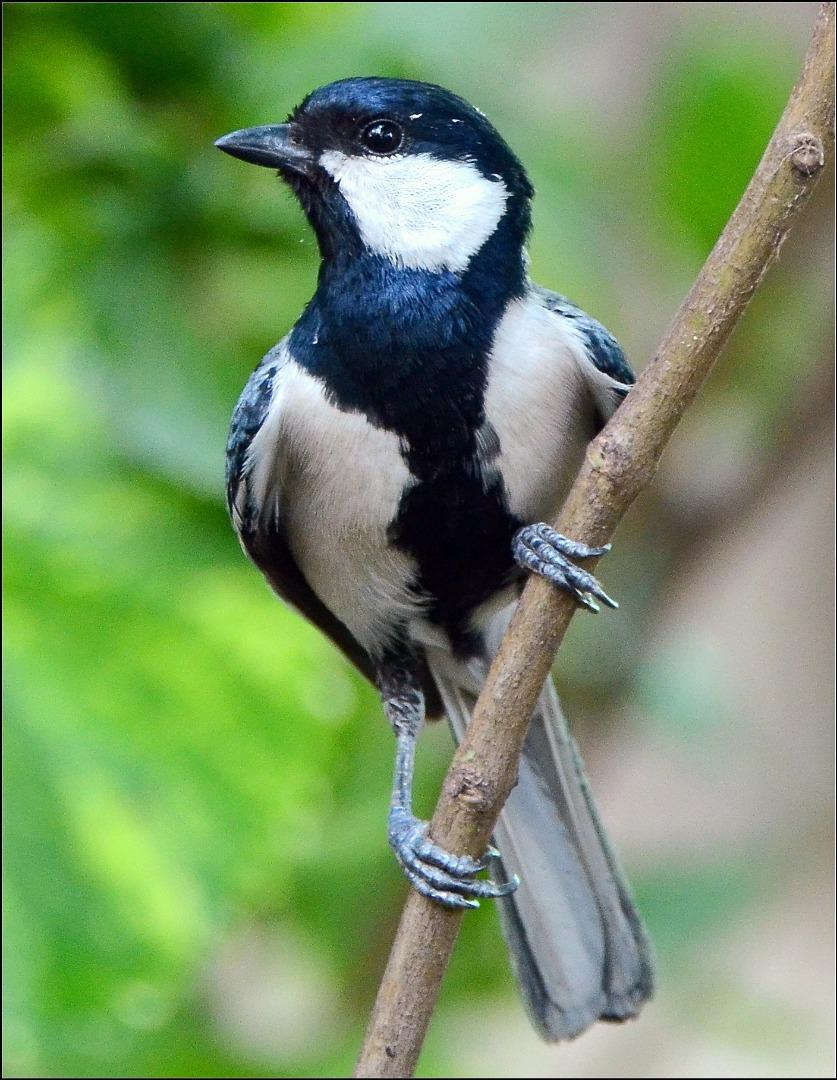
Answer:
[{"xmin": 354, "ymin": 5, "xmax": 836, "ymax": 1076}]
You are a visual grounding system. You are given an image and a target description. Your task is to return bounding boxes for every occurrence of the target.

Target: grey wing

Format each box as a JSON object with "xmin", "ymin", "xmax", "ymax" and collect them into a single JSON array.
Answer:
[
  {"xmin": 534, "ymin": 285, "xmax": 635, "ymax": 428},
  {"xmin": 226, "ymin": 342, "xmax": 377, "ymax": 686}
]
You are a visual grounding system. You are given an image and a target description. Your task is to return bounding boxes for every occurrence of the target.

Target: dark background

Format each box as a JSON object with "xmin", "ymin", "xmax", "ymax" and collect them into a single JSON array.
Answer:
[{"xmin": 4, "ymin": 3, "xmax": 834, "ymax": 1077}]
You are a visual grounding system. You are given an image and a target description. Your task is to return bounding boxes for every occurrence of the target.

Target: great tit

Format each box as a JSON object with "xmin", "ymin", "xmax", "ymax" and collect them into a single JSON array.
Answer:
[{"xmin": 217, "ymin": 77, "xmax": 653, "ymax": 1040}]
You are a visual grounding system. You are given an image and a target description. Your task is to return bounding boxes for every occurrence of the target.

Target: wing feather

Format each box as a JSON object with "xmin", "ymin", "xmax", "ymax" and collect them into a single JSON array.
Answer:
[{"xmin": 533, "ymin": 285, "xmax": 634, "ymax": 428}]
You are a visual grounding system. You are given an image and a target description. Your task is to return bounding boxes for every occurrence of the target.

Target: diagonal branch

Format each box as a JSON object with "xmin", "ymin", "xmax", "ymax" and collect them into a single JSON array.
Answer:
[{"xmin": 354, "ymin": 5, "xmax": 835, "ymax": 1076}]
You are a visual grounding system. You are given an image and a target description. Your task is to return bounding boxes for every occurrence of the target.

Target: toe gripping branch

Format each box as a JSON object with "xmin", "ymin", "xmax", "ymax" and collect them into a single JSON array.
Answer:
[
  {"xmin": 378, "ymin": 663, "xmax": 518, "ymax": 910},
  {"xmin": 512, "ymin": 522, "xmax": 618, "ymax": 613}
]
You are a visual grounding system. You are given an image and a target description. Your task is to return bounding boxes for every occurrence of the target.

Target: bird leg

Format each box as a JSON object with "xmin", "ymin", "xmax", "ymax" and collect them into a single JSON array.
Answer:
[{"xmin": 377, "ymin": 658, "xmax": 518, "ymax": 910}]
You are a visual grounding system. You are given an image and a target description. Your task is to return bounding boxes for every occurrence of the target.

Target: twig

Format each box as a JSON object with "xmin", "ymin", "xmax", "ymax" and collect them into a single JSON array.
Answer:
[{"xmin": 354, "ymin": 5, "xmax": 835, "ymax": 1076}]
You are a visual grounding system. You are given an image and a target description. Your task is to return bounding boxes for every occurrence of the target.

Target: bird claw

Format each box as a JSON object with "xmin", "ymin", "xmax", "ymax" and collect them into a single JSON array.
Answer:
[
  {"xmin": 388, "ymin": 808, "xmax": 518, "ymax": 909},
  {"xmin": 513, "ymin": 523, "xmax": 618, "ymax": 611}
]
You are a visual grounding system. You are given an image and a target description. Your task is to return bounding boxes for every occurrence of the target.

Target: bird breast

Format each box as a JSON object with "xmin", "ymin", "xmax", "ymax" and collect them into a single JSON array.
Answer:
[{"xmin": 277, "ymin": 361, "xmax": 424, "ymax": 655}]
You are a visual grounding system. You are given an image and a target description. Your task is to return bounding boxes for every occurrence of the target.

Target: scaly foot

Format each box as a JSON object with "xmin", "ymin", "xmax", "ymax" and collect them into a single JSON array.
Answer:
[
  {"xmin": 513, "ymin": 523, "xmax": 617, "ymax": 613},
  {"xmin": 388, "ymin": 807, "xmax": 518, "ymax": 910}
]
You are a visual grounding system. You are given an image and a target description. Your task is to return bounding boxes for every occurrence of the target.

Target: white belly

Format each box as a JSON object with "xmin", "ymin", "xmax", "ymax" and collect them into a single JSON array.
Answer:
[{"xmin": 277, "ymin": 363, "xmax": 423, "ymax": 656}]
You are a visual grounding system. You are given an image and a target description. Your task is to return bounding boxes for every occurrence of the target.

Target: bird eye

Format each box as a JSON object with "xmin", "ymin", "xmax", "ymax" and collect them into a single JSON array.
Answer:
[{"xmin": 360, "ymin": 119, "xmax": 403, "ymax": 156}]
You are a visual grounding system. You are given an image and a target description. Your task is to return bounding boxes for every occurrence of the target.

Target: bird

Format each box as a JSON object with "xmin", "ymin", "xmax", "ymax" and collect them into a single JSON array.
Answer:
[{"xmin": 216, "ymin": 76, "xmax": 654, "ymax": 1041}]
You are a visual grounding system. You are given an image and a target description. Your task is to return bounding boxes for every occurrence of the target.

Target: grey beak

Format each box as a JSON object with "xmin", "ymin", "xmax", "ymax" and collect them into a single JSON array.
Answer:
[{"xmin": 214, "ymin": 124, "xmax": 314, "ymax": 173}]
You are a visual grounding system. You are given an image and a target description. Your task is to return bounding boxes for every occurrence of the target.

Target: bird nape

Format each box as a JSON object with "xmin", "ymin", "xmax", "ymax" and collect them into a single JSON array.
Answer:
[{"xmin": 217, "ymin": 75, "xmax": 653, "ymax": 1041}]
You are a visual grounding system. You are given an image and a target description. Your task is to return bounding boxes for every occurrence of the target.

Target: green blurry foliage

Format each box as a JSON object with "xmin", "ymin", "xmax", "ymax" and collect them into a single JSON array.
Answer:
[{"xmin": 3, "ymin": 4, "xmax": 828, "ymax": 1077}]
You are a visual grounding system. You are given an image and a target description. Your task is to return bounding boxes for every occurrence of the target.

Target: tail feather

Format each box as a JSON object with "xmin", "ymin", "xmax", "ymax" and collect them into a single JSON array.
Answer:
[{"xmin": 427, "ymin": 651, "xmax": 654, "ymax": 1041}]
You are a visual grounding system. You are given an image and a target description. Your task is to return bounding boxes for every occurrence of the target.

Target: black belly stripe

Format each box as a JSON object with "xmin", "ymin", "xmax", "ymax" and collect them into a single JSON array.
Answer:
[
  {"xmin": 286, "ymin": 241, "xmax": 528, "ymax": 653},
  {"xmin": 387, "ymin": 419, "xmax": 521, "ymax": 654}
]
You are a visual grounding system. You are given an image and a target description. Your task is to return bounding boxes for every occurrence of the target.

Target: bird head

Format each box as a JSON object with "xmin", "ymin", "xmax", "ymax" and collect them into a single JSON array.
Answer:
[{"xmin": 215, "ymin": 77, "xmax": 532, "ymax": 272}]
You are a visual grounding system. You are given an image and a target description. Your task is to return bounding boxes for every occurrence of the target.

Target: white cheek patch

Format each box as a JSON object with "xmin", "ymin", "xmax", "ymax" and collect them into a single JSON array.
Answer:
[{"xmin": 319, "ymin": 149, "xmax": 508, "ymax": 272}]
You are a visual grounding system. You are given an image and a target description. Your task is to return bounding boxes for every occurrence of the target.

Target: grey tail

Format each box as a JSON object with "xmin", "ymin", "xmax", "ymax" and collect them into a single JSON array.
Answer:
[{"xmin": 427, "ymin": 653, "xmax": 655, "ymax": 1041}]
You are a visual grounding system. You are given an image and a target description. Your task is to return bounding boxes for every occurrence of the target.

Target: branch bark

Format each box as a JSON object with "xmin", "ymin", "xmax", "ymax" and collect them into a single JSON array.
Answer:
[{"xmin": 354, "ymin": 6, "xmax": 835, "ymax": 1076}]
